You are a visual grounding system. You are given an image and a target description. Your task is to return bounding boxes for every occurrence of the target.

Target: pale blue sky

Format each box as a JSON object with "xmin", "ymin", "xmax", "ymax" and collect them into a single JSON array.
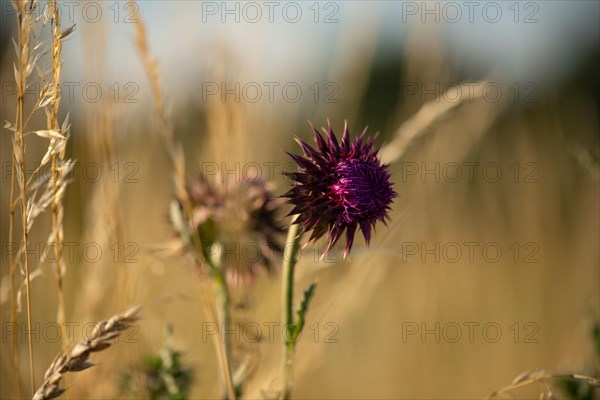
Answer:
[{"xmin": 53, "ymin": 1, "xmax": 598, "ymax": 106}]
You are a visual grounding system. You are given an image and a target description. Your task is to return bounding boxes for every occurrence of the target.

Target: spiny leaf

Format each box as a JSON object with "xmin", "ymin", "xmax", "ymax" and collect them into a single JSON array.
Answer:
[{"xmin": 290, "ymin": 282, "xmax": 317, "ymax": 342}]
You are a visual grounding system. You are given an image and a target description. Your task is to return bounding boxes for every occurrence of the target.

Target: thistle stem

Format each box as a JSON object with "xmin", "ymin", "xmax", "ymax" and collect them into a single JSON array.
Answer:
[
  {"xmin": 209, "ymin": 245, "xmax": 237, "ymax": 400},
  {"xmin": 281, "ymin": 216, "xmax": 301, "ymax": 400}
]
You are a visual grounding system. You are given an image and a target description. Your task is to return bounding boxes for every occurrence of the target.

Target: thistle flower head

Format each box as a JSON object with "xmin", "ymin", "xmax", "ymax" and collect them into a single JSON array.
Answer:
[
  {"xmin": 284, "ymin": 122, "xmax": 396, "ymax": 257},
  {"xmin": 173, "ymin": 175, "xmax": 284, "ymax": 286}
]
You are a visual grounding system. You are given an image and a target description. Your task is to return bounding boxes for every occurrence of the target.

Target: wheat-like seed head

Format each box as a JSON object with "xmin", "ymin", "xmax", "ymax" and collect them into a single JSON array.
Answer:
[{"xmin": 32, "ymin": 305, "xmax": 142, "ymax": 400}]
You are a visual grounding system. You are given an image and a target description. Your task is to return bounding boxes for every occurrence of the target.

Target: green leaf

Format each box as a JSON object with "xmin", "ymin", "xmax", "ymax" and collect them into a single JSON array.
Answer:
[
  {"xmin": 290, "ymin": 282, "xmax": 317, "ymax": 342},
  {"xmin": 169, "ymin": 200, "xmax": 191, "ymax": 244}
]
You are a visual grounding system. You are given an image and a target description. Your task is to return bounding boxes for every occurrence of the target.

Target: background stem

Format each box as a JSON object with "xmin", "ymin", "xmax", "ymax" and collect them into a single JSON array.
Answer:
[{"xmin": 209, "ymin": 245, "xmax": 237, "ymax": 400}]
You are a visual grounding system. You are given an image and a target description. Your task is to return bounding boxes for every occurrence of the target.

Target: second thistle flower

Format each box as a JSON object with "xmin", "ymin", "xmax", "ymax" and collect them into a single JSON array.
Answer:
[{"xmin": 172, "ymin": 176, "xmax": 285, "ymax": 286}]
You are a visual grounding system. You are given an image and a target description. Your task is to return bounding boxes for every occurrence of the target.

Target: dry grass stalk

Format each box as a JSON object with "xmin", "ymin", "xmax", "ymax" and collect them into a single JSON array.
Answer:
[
  {"xmin": 13, "ymin": 0, "xmax": 37, "ymax": 392},
  {"xmin": 32, "ymin": 305, "xmax": 143, "ymax": 400},
  {"xmin": 73, "ymin": 14, "xmax": 128, "ymax": 377},
  {"xmin": 47, "ymin": 0, "xmax": 71, "ymax": 354},
  {"xmin": 8, "ymin": 80, "xmax": 22, "ymax": 397},
  {"xmin": 487, "ymin": 370, "xmax": 600, "ymax": 399},
  {"xmin": 379, "ymin": 81, "xmax": 489, "ymax": 164},
  {"xmin": 7, "ymin": 0, "xmax": 77, "ymax": 393},
  {"xmin": 130, "ymin": 1, "xmax": 190, "ymax": 213},
  {"xmin": 129, "ymin": 3, "xmax": 237, "ymax": 398}
]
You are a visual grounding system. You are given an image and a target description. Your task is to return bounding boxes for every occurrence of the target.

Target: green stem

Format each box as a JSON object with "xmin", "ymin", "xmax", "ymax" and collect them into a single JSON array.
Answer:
[
  {"xmin": 281, "ymin": 217, "xmax": 301, "ymax": 400},
  {"xmin": 209, "ymin": 245, "xmax": 237, "ymax": 400}
]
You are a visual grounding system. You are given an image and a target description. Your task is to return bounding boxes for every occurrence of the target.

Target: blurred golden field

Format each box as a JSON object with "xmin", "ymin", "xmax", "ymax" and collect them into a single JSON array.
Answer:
[{"xmin": 1, "ymin": 1, "xmax": 599, "ymax": 399}]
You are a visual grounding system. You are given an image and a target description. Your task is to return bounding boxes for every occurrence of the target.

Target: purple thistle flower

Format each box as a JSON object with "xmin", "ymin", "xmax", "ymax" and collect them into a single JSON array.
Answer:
[{"xmin": 283, "ymin": 121, "xmax": 396, "ymax": 257}]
